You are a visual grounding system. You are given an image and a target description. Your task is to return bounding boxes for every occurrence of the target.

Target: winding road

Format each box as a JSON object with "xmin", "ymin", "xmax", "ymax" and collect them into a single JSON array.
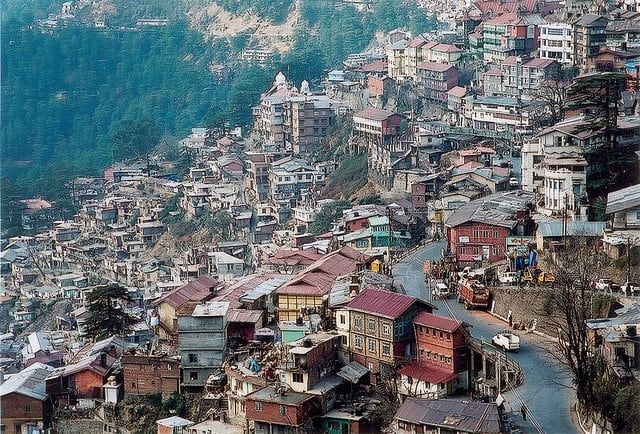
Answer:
[{"xmin": 393, "ymin": 241, "xmax": 577, "ymax": 434}]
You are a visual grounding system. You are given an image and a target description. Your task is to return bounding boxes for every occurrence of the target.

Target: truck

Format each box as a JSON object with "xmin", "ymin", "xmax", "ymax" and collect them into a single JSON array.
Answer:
[
  {"xmin": 457, "ymin": 278, "xmax": 490, "ymax": 310},
  {"xmin": 492, "ymin": 331, "xmax": 521, "ymax": 352}
]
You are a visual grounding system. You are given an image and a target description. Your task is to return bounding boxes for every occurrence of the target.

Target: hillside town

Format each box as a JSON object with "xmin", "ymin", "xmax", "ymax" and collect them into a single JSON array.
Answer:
[{"xmin": 3, "ymin": 0, "xmax": 640, "ymax": 432}]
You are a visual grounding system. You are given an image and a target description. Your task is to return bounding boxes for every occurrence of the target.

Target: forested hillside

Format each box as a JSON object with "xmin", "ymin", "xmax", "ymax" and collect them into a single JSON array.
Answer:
[{"xmin": 1, "ymin": 0, "xmax": 435, "ymax": 225}]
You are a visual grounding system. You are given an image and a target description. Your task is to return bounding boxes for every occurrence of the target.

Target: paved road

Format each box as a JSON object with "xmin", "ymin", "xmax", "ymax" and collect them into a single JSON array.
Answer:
[{"xmin": 393, "ymin": 242, "xmax": 577, "ymax": 434}]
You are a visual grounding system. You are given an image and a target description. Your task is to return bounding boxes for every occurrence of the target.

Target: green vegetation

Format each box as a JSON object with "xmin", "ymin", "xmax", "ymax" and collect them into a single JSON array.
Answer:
[
  {"xmin": 308, "ymin": 200, "xmax": 351, "ymax": 235},
  {"xmin": 322, "ymin": 153, "xmax": 368, "ymax": 199},
  {"xmin": 84, "ymin": 284, "xmax": 139, "ymax": 341}
]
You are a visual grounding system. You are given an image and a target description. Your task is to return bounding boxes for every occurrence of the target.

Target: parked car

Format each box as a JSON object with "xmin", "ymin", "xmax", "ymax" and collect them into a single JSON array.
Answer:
[
  {"xmin": 621, "ymin": 281, "xmax": 640, "ymax": 296},
  {"xmin": 492, "ymin": 331, "xmax": 520, "ymax": 352},
  {"xmin": 509, "ymin": 177, "xmax": 519, "ymax": 188},
  {"xmin": 594, "ymin": 278, "xmax": 620, "ymax": 293}
]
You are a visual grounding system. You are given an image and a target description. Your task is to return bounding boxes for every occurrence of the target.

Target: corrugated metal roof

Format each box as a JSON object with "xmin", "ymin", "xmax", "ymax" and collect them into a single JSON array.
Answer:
[
  {"xmin": 606, "ymin": 184, "xmax": 640, "ymax": 214},
  {"xmin": 398, "ymin": 362, "xmax": 458, "ymax": 384},
  {"xmin": 445, "ymin": 191, "xmax": 535, "ymax": 228},
  {"xmin": 414, "ymin": 312, "xmax": 467, "ymax": 332},
  {"xmin": 153, "ymin": 275, "xmax": 219, "ymax": 309},
  {"xmin": 337, "ymin": 361, "xmax": 369, "ymax": 383},
  {"xmin": 395, "ymin": 397, "xmax": 501, "ymax": 433},
  {"xmin": 347, "ymin": 288, "xmax": 426, "ymax": 319},
  {"xmin": 353, "ymin": 107, "xmax": 399, "ymax": 122},
  {"xmin": 227, "ymin": 308, "xmax": 262, "ymax": 323},
  {"xmin": 537, "ymin": 221, "xmax": 605, "ymax": 237},
  {"xmin": 1, "ymin": 363, "xmax": 54, "ymax": 400}
]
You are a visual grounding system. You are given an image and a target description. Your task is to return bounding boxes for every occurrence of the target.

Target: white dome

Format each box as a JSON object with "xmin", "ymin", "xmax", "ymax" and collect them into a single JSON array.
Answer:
[
  {"xmin": 300, "ymin": 80, "xmax": 310, "ymax": 94},
  {"xmin": 275, "ymin": 71, "xmax": 286, "ymax": 86}
]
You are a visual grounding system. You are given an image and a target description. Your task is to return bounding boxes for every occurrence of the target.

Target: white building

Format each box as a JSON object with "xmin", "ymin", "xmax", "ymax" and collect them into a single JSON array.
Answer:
[{"xmin": 538, "ymin": 22, "xmax": 573, "ymax": 64}]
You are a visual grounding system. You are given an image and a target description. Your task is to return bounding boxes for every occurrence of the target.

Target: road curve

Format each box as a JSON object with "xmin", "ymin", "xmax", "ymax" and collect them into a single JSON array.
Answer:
[{"xmin": 393, "ymin": 242, "xmax": 577, "ymax": 434}]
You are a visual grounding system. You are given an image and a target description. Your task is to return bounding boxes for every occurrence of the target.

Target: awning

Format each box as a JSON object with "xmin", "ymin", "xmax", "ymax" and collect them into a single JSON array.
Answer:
[
  {"xmin": 255, "ymin": 327, "xmax": 275, "ymax": 336},
  {"xmin": 337, "ymin": 361, "xmax": 370, "ymax": 384}
]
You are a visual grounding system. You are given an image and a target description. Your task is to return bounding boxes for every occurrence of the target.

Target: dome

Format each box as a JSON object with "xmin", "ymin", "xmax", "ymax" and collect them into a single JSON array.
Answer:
[{"xmin": 274, "ymin": 71, "xmax": 286, "ymax": 86}]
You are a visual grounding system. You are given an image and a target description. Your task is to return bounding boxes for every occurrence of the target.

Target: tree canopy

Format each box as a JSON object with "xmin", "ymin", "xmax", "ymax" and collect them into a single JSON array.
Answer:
[{"xmin": 83, "ymin": 284, "xmax": 139, "ymax": 341}]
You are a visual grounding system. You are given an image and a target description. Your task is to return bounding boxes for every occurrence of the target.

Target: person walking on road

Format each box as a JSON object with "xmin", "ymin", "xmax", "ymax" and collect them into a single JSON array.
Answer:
[{"xmin": 521, "ymin": 404, "xmax": 527, "ymax": 421}]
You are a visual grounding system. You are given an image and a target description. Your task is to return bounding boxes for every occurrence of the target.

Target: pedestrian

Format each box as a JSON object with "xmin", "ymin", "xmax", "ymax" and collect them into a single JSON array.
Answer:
[{"xmin": 521, "ymin": 404, "xmax": 527, "ymax": 421}]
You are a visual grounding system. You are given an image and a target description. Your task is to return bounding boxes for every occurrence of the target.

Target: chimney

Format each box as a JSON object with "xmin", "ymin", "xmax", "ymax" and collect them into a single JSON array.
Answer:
[
  {"xmin": 0, "ymin": 370, "xmax": 4, "ymax": 385},
  {"xmin": 100, "ymin": 351, "xmax": 107, "ymax": 368}
]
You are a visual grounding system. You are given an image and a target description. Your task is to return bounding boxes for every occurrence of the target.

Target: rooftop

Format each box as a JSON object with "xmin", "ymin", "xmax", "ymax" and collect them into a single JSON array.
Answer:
[{"xmin": 347, "ymin": 287, "xmax": 432, "ymax": 319}]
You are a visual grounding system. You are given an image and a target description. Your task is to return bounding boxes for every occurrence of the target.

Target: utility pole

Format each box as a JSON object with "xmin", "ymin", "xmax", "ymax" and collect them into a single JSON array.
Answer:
[
  {"xmin": 628, "ymin": 237, "xmax": 632, "ymax": 284},
  {"xmin": 387, "ymin": 206, "xmax": 394, "ymax": 276}
]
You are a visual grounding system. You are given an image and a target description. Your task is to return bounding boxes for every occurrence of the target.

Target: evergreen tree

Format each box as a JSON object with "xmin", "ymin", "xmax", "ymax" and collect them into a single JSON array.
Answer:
[{"xmin": 83, "ymin": 284, "xmax": 138, "ymax": 341}]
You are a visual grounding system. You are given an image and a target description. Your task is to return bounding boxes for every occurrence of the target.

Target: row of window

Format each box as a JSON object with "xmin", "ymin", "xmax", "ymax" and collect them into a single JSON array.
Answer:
[
  {"xmin": 254, "ymin": 401, "xmax": 288, "ymax": 415},
  {"xmin": 417, "ymin": 325, "xmax": 451, "ymax": 341},
  {"xmin": 353, "ymin": 335, "xmax": 392, "ymax": 356},
  {"xmin": 420, "ymin": 349, "xmax": 453, "ymax": 365}
]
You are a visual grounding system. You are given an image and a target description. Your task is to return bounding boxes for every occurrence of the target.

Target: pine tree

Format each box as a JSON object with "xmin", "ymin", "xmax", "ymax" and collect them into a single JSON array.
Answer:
[{"xmin": 83, "ymin": 284, "xmax": 138, "ymax": 341}]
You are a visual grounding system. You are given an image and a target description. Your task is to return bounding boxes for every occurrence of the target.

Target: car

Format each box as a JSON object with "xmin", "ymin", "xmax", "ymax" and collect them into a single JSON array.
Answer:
[
  {"xmin": 491, "ymin": 331, "xmax": 520, "ymax": 352},
  {"xmin": 595, "ymin": 278, "xmax": 620, "ymax": 293},
  {"xmin": 621, "ymin": 281, "xmax": 640, "ymax": 296},
  {"xmin": 509, "ymin": 177, "xmax": 519, "ymax": 188}
]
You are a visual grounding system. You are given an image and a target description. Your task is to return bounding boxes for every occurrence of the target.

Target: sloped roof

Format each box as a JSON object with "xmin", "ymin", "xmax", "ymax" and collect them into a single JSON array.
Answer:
[
  {"xmin": 413, "ymin": 312, "xmax": 467, "ymax": 332},
  {"xmin": 398, "ymin": 362, "xmax": 459, "ymax": 384},
  {"xmin": 1, "ymin": 363, "xmax": 54, "ymax": 400},
  {"xmin": 153, "ymin": 275, "xmax": 219, "ymax": 309},
  {"xmin": 447, "ymin": 86, "xmax": 468, "ymax": 98},
  {"xmin": 347, "ymin": 288, "xmax": 430, "ymax": 319},
  {"xmin": 537, "ymin": 221, "xmax": 606, "ymax": 237},
  {"xmin": 353, "ymin": 107, "xmax": 399, "ymax": 121},
  {"xmin": 227, "ymin": 308, "xmax": 263, "ymax": 323},
  {"xmin": 606, "ymin": 184, "xmax": 640, "ymax": 214},
  {"xmin": 395, "ymin": 397, "xmax": 501, "ymax": 433},
  {"xmin": 445, "ymin": 191, "xmax": 535, "ymax": 229}
]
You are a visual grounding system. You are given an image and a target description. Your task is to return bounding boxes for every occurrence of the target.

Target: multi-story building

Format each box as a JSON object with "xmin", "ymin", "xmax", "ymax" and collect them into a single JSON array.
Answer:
[
  {"xmin": 177, "ymin": 301, "xmax": 229, "ymax": 390},
  {"xmin": 280, "ymin": 332, "xmax": 341, "ymax": 393},
  {"xmin": 482, "ymin": 13, "xmax": 545, "ymax": 62},
  {"xmin": 339, "ymin": 288, "xmax": 434, "ymax": 383},
  {"xmin": 285, "ymin": 93, "xmax": 333, "ymax": 154},
  {"xmin": 539, "ymin": 22, "xmax": 573, "ymax": 64},
  {"xmin": 416, "ymin": 61, "xmax": 459, "ymax": 103},
  {"xmin": 245, "ymin": 386, "xmax": 320, "ymax": 434},
  {"xmin": 445, "ymin": 190, "xmax": 536, "ymax": 265},
  {"xmin": 276, "ymin": 246, "xmax": 370, "ymax": 322},
  {"xmin": 413, "ymin": 313, "xmax": 471, "ymax": 385},
  {"xmin": 483, "ymin": 57, "xmax": 559, "ymax": 97},
  {"xmin": 352, "ymin": 108, "xmax": 403, "ymax": 145},
  {"xmin": 268, "ymin": 156, "xmax": 325, "ymax": 209},
  {"xmin": 572, "ymin": 14, "xmax": 609, "ymax": 71},
  {"xmin": 253, "ymin": 72, "xmax": 334, "ymax": 153},
  {"xmin": 461, "ymin": 95, "xmax": 532, "ymax": 133},
  {"xmin": 1, "ymin": 363, "xmax": 54, "ymax": 434},
  {"xmin": 122, "ymin": 352, "xmax": 181, "ymax": 398},
  {"xmin": 606, "ymin": 14, "xmax": 640, "ymax": 50}
]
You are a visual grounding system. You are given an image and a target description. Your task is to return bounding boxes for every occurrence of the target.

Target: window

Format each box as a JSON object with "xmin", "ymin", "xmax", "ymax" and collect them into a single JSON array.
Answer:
[
  {"xmin": 167, "ymin": 363, "xmax": 173, "ymax": 371},
  {"xmin": 151, "ymin": 380, "xmax": 156, "ymax": 386},
  {"xmin": 432, "ymin": 328, "xmax": 436, "ymax": 336},
  {"xmin": 339, "ymin": 314, "xmax": 346, "ymax": 324},
  {"xmin": 354, "ymin": 315, "xmax": 362, "ymax": 328},
  {"xmin": 292, "ymin": 373, "xmax": 304, "ymax": 383},
  {"xmin": 382, "ymin": 342, "xmax": 391, "ymax": 355},
  {"xmin": 255, "ymin": 401, "xmax": 263, "ymax": 411},
  {"xmin": 189, "ymin": 372, "xmax": 198, "ymax": 381},
  {"xmin": 280, "ymin": 405, "xmax": 288, "ymax": 416},
  {"xmin": 341, "ymin": 335, "xmax": 347, "ymax": 345},
  {"xmin": 367, "ymin": 318, "xmax": 376, "ymax": 333},
  {"xmin": 439, "ymin": 331, "xmax": 444, "ymax": 339},
  {"xmin": 132, "ymin": 381, "xmax": 136, "ymax": 388},
  {"xmin": 446, "ymin": 333, "xmax": 451, "ymax": 340},
  {"xmin": 188, "ymin": 354, "xmax": 198, "ymax": 363},
  {"xmin": 24, "ymin": 405, "xmax": 31, "ymax": 413},
  {"xmin": 368, "ymin": 339, "xmax": 376, "ymax": 353},
  {"xmin": 354, "ymin": 335, "xmax": 363, "ymax": 349}
]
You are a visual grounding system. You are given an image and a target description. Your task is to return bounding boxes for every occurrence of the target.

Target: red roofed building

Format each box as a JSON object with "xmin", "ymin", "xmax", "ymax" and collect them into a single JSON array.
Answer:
[
  {"xmin": 352, "ymin": 108, "xmax": 403, "ymax": 145},
  {"xmin": 152, "ymin": 275, "xmax": 221, "ymax": 345},
  {"xmin": 397, "ymin": 312, "xmax": 471, "ymax": 400},
  {"xmin": 276, "ymin": 247, "xmax": 371, "ymax": 322},
  {"xmin": 416, "ymin": 61, "xmax": 459, "ymax": 102},
  {"xmin": 339, "ymin": 288, "xmax": 434, "ymax": 383}
]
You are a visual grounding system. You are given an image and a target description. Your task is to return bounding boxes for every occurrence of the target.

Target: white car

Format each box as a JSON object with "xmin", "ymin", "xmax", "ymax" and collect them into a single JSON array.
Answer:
[
  {"xmin": 595, "ymin": 279, "xmax": 620, "ymax": 293},
  {"xmin": 492, "ymin": 331, "xmax": 521, "ymax": 352},
  {"xmin": 509, "ymin": 177, "xmax": 519, "ymax": 188}
]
